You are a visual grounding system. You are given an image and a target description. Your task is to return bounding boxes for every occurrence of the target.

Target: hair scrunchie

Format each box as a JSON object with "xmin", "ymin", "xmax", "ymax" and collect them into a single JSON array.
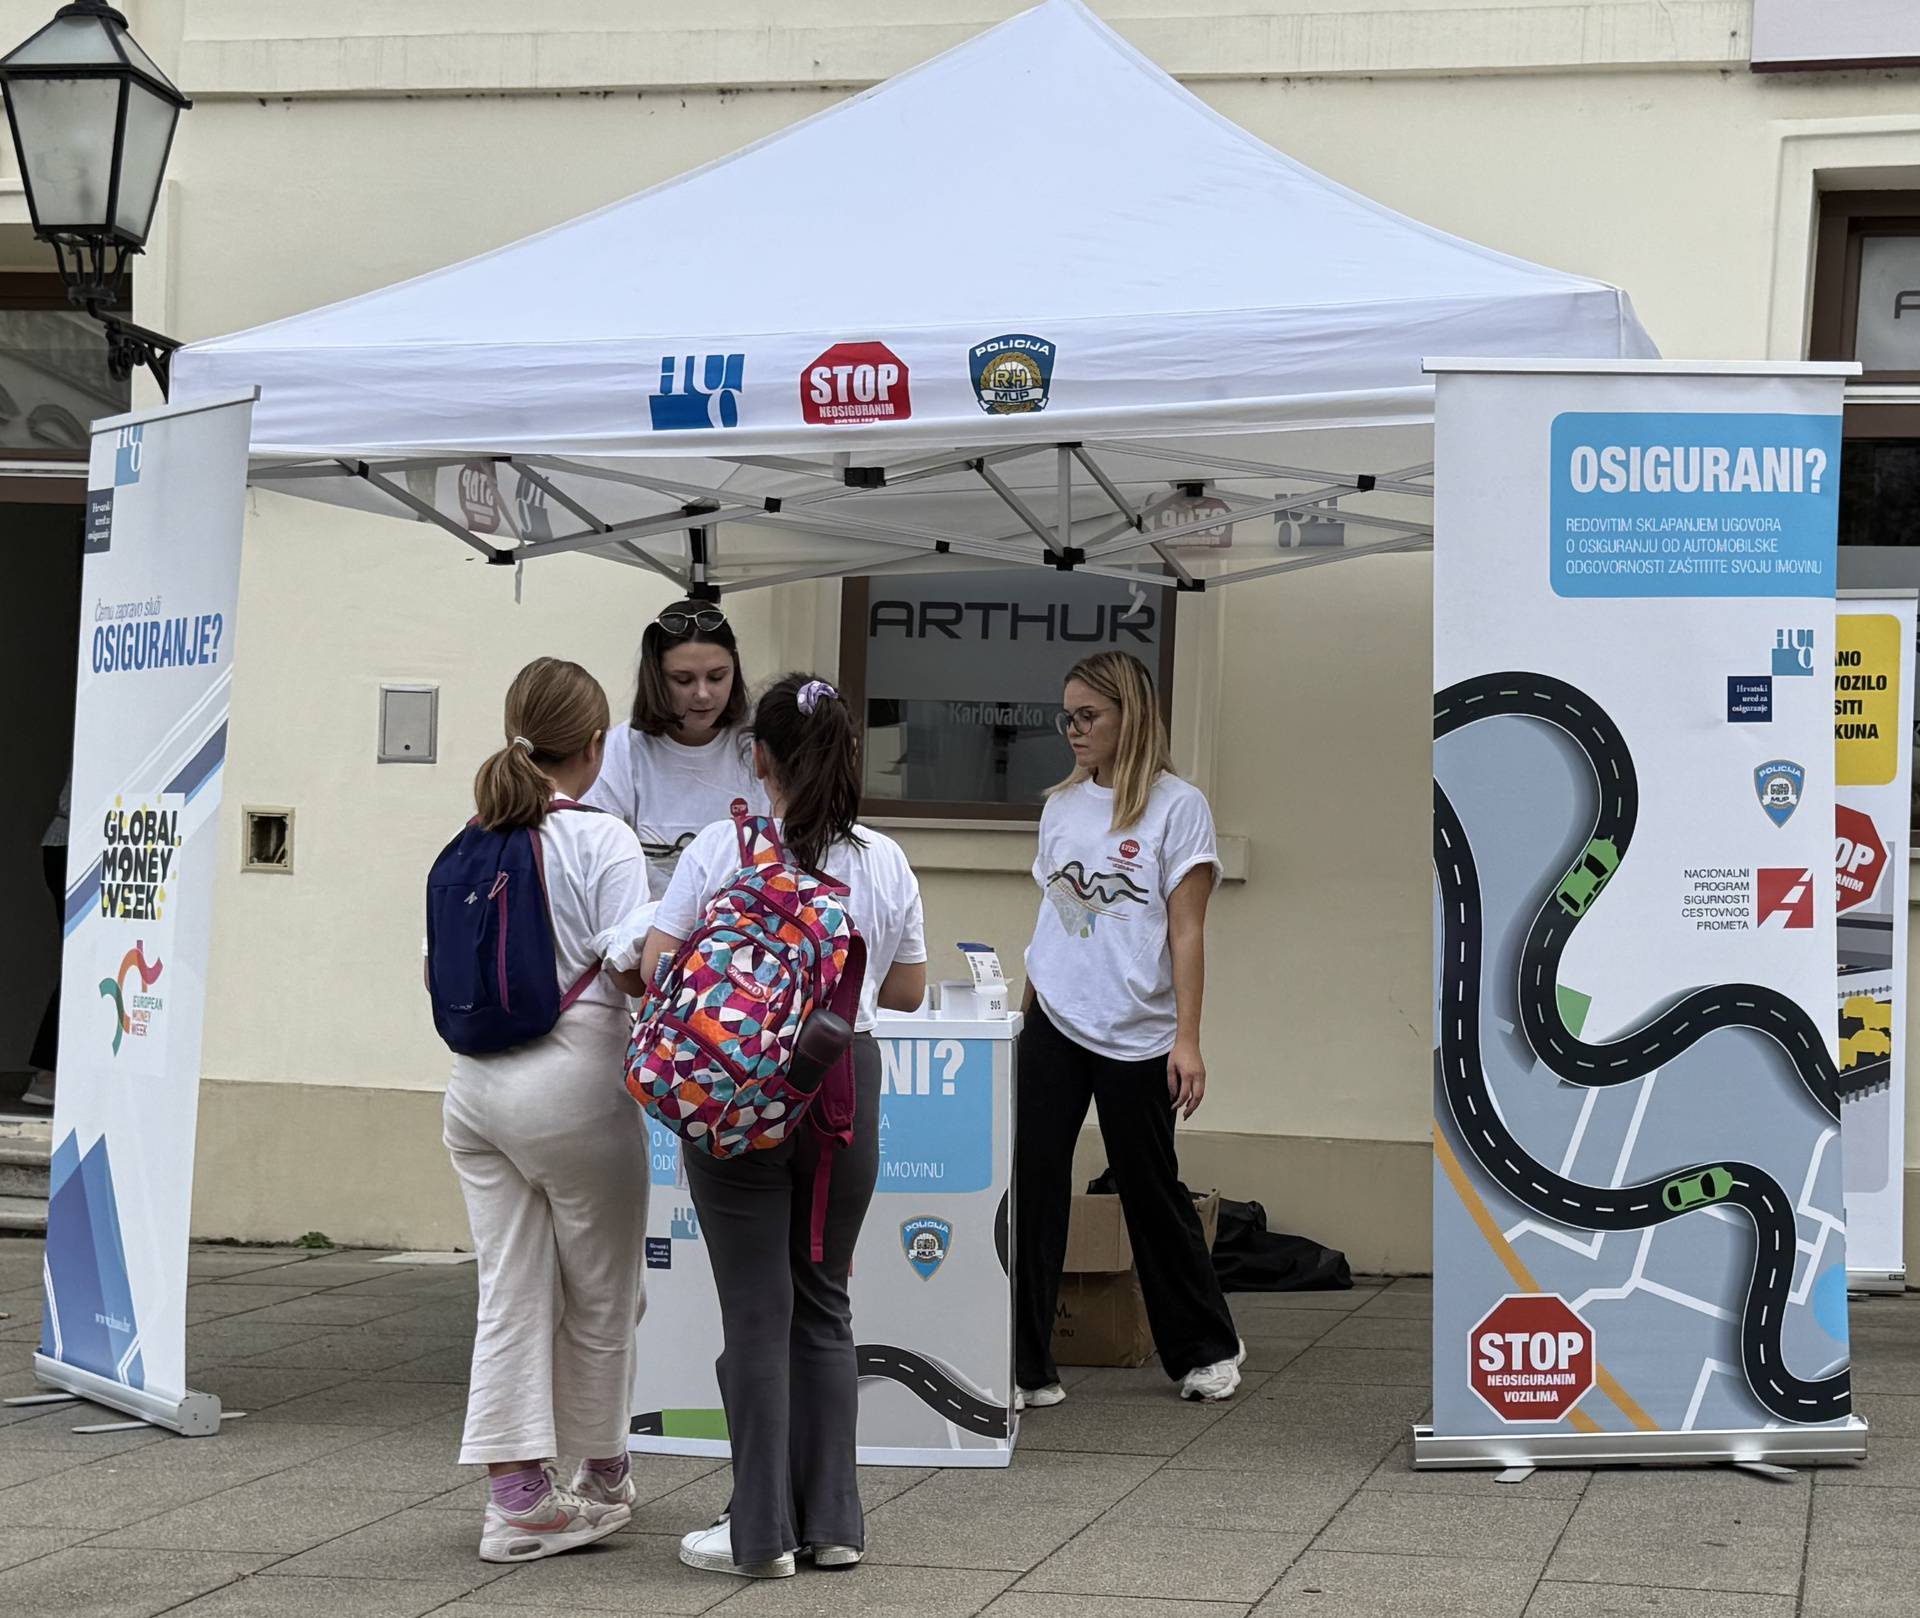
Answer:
[
  {"xmin": 797, "ymin": 680, "xmax": 839, "ymax": 716},
  {"xmin": 510, "ymin": 735, "xmax": 535, "ymax": 753}
]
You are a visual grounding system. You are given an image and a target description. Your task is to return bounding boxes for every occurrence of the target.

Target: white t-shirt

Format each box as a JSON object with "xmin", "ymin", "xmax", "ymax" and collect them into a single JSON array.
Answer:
[
  {"xmin": 1023, "ymin": 774, "xmax": 1221, "ymax": 1061},
  {"xmin": 583, "ymin": 723, "xmax": 770, "ymax": 895},
  {"xmin": 655, "ymin": 819, "xmax": 928, "ymax": 1032},
  {"xmin": 533, "ymin": 805, "xmax": 651, "ymax": 1011}
]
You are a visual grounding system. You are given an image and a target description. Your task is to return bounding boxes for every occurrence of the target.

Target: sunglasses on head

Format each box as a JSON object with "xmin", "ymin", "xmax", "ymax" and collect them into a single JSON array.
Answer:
[{"xmin": 656, "ymin": 606, "xmax": 728, "ymax": 637}]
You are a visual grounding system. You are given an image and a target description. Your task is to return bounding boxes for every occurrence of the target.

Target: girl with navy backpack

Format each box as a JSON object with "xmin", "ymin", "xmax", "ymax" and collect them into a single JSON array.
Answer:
[
  {"xmin": 614, "ymin": 673, "xmax": 928, "ymax": 1580},
  {"xmin": 426, "ymin": 657, "xmax": 652, "ymax": 1564}
]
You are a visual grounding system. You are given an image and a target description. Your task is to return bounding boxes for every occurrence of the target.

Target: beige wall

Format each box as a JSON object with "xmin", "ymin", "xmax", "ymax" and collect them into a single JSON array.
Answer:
[{"xmin": 7, "ymin": 1, "xmax": 1920, "ymax": 1268}]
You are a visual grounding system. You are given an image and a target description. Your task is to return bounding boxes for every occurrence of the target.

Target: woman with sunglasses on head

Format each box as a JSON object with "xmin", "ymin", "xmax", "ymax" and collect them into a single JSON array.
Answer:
[
  {"xmin": 1013, "ymin": 650, "xmax": 1242, "ymax": 1411},
  {"xmin": 584, "ymin": 600, "xmax": 770, "ymax": 896},
  {"xmin": 615, "ymin": 674, "xmax": 927, "ymax": 1582}
]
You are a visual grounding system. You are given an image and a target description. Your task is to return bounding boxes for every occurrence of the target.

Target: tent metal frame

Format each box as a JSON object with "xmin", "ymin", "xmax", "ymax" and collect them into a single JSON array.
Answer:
[{"xmin": 252, "ymin": 438, "xmax": 1434, "ymax": 598}]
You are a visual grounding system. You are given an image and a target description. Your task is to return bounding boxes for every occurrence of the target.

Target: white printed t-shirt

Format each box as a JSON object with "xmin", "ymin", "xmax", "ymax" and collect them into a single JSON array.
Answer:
[
  {"xmin": 655, "ymin": 820, "xmax": 927, "ymax": 1032},
  {"xmin": 539, "ymin": 804, "xmax": 651, "ymax": 1010},
  {"xmin": 583, "ymin": 723, "xmax": 770, "ymax": 895},
  {"xmin": 1023, "ymin": 774, "xmax": 1221, "ymax": 1062}
]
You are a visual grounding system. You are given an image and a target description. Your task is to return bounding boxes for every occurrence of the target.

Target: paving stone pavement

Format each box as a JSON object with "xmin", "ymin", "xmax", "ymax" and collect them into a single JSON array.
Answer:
[{"xmin": 0, "ymin": 1237, "xmax": 1915, "ymax": 1616}]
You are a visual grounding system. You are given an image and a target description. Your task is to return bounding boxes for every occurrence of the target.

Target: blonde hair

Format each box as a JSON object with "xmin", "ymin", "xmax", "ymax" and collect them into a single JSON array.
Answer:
[
  {"xmin": 1049, "ymin": 651, "xmax": 1173, "ymax": 832},
  {"xmin": 474, "ymin": 657, "xmax": 610, "ymax": 831}
]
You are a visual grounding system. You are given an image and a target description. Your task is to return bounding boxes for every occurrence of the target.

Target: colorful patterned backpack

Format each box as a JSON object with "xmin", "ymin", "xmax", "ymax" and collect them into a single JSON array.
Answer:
[{"xmin": 625, "ymin": 807, "xmax": 866, "ymax": 1259}]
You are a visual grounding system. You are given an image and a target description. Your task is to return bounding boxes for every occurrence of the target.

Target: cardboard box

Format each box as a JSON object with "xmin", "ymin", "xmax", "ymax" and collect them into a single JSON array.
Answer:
[{"xmin": 1050, "ymin": 1189, "xmax": 1220, "ymax": 1368}]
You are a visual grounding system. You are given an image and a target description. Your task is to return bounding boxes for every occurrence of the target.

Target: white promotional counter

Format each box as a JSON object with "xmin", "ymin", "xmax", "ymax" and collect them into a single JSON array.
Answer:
[{"xmin": 628, "ymin": 1010, "xmax": 1021, "ymax": 1467}]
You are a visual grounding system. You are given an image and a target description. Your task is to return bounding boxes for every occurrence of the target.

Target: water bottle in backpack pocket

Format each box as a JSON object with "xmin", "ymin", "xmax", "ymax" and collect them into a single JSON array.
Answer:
[
  {"xmin": 426, "ymin": 802, "xmax": 603, "ymax": 1055},
  {"xmin": 626, "ymin": 809, "xmax": 865, "ymax": 1259}
]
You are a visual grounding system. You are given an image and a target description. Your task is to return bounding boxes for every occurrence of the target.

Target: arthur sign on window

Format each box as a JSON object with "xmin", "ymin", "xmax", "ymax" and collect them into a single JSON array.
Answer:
[{"xmin": 1468, "ymin": 1294, "xmax": 1595, "ymax": 1423}]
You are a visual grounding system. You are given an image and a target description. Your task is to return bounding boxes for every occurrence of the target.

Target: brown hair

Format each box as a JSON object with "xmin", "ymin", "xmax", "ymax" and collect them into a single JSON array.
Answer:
[
  {"xmin": 630, "ymin": 601, "xmax": 749, "ymax": 737},
  {"xmin": 474, "ymin": 657, "xmax": 610, "ymax": 831},
  {"xmin": 1050, "ymin": 651, "xmax": 1175, "ymax": 832},
  {"xmin": 752, "ymin": 673, "xmax": 863, "ymax": 875}
]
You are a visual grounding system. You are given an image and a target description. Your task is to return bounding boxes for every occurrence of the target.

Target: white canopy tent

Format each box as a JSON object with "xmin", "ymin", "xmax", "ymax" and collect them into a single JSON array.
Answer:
[{"xmin": 169, "ymin": 0, "xmax": 1655, "ymax": 597}]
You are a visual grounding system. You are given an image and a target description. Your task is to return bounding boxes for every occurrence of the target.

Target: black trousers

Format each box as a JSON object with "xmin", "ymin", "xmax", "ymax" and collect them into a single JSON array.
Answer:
[
  {"xmin": 683, "ymin": 1035, "xmax": 881, "ymax": 1565},
  {"xmin": 29, "ymin": 845, "xmax": 64, "ymax": 1075},
  {"xmin": 1014, "ymin": 1000, "xmax": 1238, "ymax": 1386}
]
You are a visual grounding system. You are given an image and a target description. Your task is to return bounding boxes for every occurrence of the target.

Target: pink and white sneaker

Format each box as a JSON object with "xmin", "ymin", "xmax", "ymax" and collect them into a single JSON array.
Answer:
[
  {"xmin": 479, "ymin": 1467, "xmax": 627, "ymax": 1563},
  {"xmin": 570, "ymin": 1459, "xmax": 638, "ymax": 1514}
]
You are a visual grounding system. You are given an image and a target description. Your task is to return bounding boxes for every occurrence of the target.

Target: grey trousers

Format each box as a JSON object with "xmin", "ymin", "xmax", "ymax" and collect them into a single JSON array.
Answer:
[{"xmin": 682, "ymin": 1034, "xmax": 881, "ymax": 1565}]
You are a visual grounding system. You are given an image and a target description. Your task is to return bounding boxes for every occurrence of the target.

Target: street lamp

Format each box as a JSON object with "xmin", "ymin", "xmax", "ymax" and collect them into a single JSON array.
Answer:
[{"xmin": 0, "ymin": 1, "xmax": 190, "ymax": 395}]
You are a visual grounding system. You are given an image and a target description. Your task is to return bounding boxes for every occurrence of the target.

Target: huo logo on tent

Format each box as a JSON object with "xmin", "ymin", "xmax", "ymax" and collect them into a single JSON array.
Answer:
[
  {"xmin": 802, "ymin": 342, "xmax": 911, "ymax": 425},
  {"xmin": 650, "ymin": 353, "xmax": 745, "ymax": 431},
  {"xmin": 969, "ymin": 333, "xmax": 1054, "ymax": 414}
]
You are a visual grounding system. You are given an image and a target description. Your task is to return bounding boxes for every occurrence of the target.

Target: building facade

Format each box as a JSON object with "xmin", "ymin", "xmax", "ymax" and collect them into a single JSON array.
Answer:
[{"xmin": 3, "ymin": 0, "xmax": 1918, "ymax": 1270}]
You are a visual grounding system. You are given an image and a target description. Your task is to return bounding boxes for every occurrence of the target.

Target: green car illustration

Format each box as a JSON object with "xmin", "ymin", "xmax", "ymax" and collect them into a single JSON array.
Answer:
[
  {"xmin": 1662, "ymin": 1166, "xmax": 1736, "ymax": 1213},
  {"xmin": 1555, "ymin": 838, "xmax": 1621, "ymax": 917}
]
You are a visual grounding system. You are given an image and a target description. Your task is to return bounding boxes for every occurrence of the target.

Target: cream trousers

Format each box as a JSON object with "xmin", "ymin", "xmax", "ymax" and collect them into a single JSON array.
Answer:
[{"xmin": 443, "ymin": 1000, "xmax": 648, "ymax": 1465}]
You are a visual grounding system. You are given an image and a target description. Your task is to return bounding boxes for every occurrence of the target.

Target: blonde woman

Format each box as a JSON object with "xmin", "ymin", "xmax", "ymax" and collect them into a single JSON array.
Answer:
[
  {"xmin": 430, "ymin": 658, "xmax": 651, "ymax": 1562},
  {"xmin": 1014, "ymin": 651, "xmax": 1242, "ymax": 1408}
]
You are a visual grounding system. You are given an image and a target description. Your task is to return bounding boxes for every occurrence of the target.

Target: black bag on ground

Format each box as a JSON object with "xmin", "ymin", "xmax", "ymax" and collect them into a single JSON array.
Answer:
[
  {"xmin": 1211, "ymin": 1196, "xmax": 1351, "ymax": 1292},
  {"xmin": 1083, "ymin": 1171, "xmax": 1352, "ymax": 1292}
]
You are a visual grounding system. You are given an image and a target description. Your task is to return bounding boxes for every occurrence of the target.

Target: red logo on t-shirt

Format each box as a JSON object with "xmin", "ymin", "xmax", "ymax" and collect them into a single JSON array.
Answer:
[
  {"xmin": 1119, "ymin": 840, "xmax": 1140, "ymax": 860},
  {"xmin": 801, "ymin": 342, "xmax": 911, "ymax": 425}
]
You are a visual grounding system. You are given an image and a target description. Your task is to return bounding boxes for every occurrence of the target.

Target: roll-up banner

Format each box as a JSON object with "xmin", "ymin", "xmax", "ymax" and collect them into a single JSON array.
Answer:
[
  {"xmin": 29, "ymin": 391, "xmax": 257, "ymax": 1437},
  {"xmin": 630, "ymin": 1018, "xmax": 1018, "ymax": 1467},
  {"xmin": 1421, "ymin": 359, "xmax": 1866, "ymax": 1468},
  {"xmin": 1834, "ymin": 591, "xmax": 1915, "ymax": 1291}
]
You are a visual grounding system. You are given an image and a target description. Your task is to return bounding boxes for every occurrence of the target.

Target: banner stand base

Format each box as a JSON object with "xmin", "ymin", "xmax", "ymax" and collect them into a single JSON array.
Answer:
[
  {"xmin": 1846, "ymin": 1270, "xmax": 1906, "ymax": 1296},
  {"xmin": 33, "ymin": 1354, "xmax": 222, "ymax": 1438},
  {"xmin": 629, "ymin": 1433, "xmax": 1015, "ymax": 1469},
  {"xmin": 1411, "ymin": 1419, "xmax": 1868, "ymax": 1470}
]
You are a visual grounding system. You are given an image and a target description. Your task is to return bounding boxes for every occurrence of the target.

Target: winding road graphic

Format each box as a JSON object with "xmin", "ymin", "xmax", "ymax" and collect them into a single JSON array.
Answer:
[
  {"xmin": 1435, "ymin": 673, "xmax": 1851, "ymax": 1424},
  {"xmin": 633, "ymin": 1345, "xmax": 1010, "ymax": 1444},
  {"xmin": 858, "ymin": 1344, "xmax": 1009, "ymax": 1437}
]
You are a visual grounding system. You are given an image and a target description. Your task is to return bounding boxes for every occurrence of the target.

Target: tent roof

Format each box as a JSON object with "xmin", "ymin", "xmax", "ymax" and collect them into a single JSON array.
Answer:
[{"xmin": 170, "ymin": 0, "xmax": 1654, "ymax": 591}]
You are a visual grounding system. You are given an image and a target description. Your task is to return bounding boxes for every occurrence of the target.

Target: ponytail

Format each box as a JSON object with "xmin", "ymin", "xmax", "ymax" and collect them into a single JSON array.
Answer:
[
  {"xmin": 474, "ymin": 657, "xmax": 611, "ymax": 831},
  {"xmin": 752, "ymin": 673, "xmax": 862, "ymax": 874}
]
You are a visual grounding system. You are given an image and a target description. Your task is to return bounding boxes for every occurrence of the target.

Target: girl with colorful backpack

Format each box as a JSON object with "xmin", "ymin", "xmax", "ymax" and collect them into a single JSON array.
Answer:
[
  {"xmin": 425, "ymin": 657, "xmax": 653, "ymax": 1564},
  {"xmin": 613, "ymin": 672, "xmax": 928, "ymax": 1580},
  {"xmin": 1012, "ymin": 651, "xmax": 1244, "ymax": 1410}
]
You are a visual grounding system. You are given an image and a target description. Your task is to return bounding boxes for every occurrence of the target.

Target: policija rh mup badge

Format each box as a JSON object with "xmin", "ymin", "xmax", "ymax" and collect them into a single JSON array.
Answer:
[
  {"xmin": 901, "ymin": 1216, "xmax": 952, "ymax": 1279},
  {"xmin": 1753, "ymin": 759, "xmax": 1804, "ymax": 827},
  {"xmin": 969, "ymin": 334, "xmax": 1055, "ymax": 415}
]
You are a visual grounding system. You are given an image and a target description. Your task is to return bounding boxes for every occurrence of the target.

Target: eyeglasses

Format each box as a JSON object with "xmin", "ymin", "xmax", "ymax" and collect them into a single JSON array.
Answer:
[
  {"xmin": 656, "ymin": 606, "xmax": 727, "ymax": 637},
  {"xmin": 1054, "ymin": 706, "xmax": 1104, "ymax": 737}
]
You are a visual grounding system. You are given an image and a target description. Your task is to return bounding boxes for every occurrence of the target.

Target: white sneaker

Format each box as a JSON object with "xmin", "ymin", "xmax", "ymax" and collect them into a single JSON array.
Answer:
[
  {"xmin": 478, "ymin": 1467, "xmax": 627, "ymax": 1563},
  {"xmin": 806, "ymin": 1544, "xmax": 864, "ymax": 1569},
  {"xmin": 1180, "ymin": 1340, "xmax": 1247, "ymax": 1402},
  {"xmin": 20, "ymin": 1073, "xmax": 54, "ymax": 1109},
  {"xmin": 1014, "ymin": 1382, "xmax": 1066, "ymax": 1412},
  {"xmin": 570, "ymin": 1460, "xmax": 638, "ymax": 1513},
  {"xmin": 679, "ymin": 1518, "xmax": 796, "ymax": 1579}
]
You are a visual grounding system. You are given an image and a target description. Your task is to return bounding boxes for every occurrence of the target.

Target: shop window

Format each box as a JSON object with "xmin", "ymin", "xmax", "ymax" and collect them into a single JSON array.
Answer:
[
  {"xmin": 0, "ymin": 272, "xmax": 129, "ymax": 477},
  {"xmin": 839, "ymin": 570, "xmax": 1176, "ymax": 821},
  {"xmin": 1810, "ymin": 192, "xmax": 1920, "ymax": 832}
]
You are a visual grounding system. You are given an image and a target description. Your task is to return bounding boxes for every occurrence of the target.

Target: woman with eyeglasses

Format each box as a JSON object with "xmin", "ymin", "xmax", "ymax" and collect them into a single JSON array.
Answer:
[
  {"xmin": 584, "ymin": 600, "xmax": 770, "ymax": 895},
  {"xmin": 1014, "ymin": 650, "xmax": 1243, "ymax": 1410}
]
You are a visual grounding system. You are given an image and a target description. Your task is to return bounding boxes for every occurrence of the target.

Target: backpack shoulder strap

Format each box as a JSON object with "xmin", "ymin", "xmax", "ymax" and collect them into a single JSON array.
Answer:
[
  {"xmin": 732, "ymin": 801, "xmax": 787, "ymax": 869},
  {"xmin": 522, "ymin": 818, "xmax": 605, "ymax": 1003}
]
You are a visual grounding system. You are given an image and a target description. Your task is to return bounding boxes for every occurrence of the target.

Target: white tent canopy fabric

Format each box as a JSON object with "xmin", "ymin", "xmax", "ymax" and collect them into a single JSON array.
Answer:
[{"xmin": 170, "ymin": 0, "xmax": 1656, "ymax": 593}]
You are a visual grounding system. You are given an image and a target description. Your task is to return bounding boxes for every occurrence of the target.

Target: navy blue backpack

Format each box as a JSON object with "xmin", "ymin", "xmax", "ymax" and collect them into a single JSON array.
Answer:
[{"xmin": 426, "ymin": 800, "xmax": 603, "ymax": 1056}]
